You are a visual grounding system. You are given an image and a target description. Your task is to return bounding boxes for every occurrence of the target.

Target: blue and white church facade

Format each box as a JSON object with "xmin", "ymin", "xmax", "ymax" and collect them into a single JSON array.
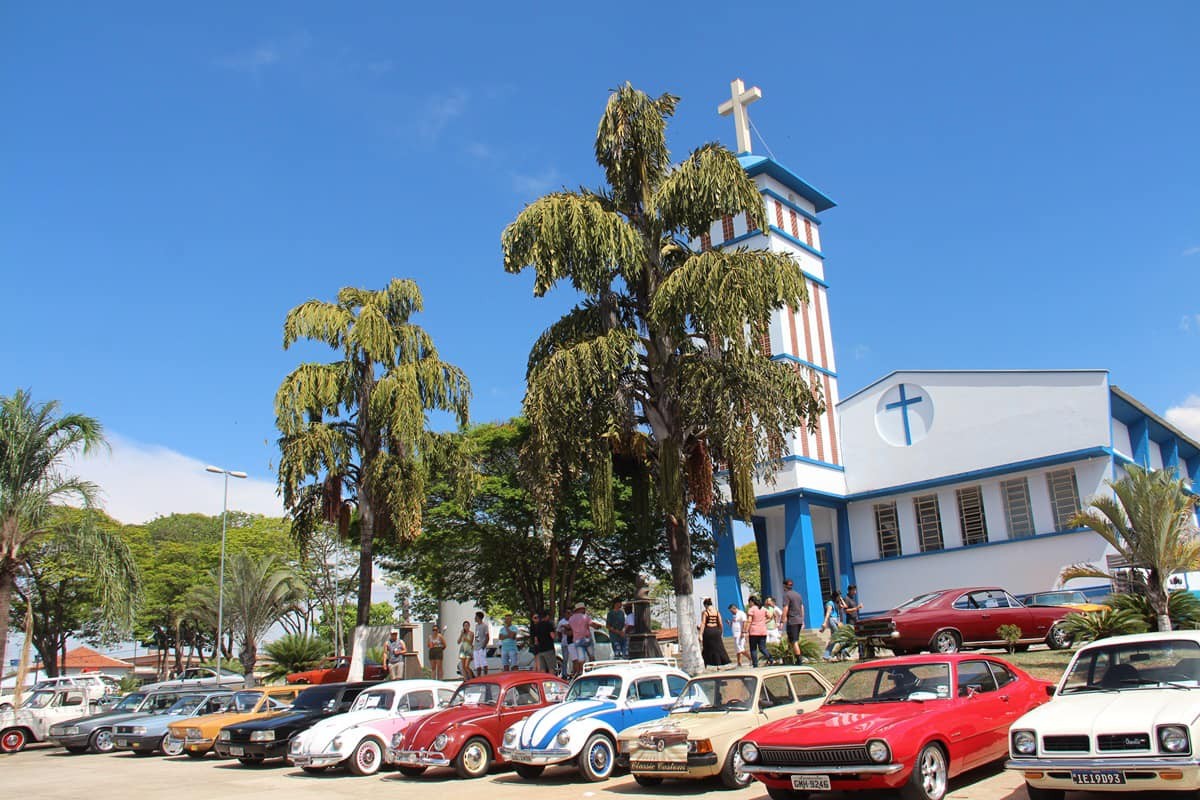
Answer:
[{"xmin": 707, "ymin": 80, "xmax": 1200, "ymax": 627}]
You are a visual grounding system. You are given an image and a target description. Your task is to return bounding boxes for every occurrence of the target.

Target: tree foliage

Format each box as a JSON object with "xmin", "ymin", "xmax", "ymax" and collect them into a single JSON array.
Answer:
[
  {"xmin": 262, "ymin": 634, "xmax": 331, "ymax": 683},
  {"xmin": 1061, "ymin": 607, "xmax": 1149, "ymax": 643},
  {"xmin": 1109, "ymin": 590, "xmax": 1200, "ymax": 632},
  {"xmin": 735, "ymin": 542, "xmax": 761, "ymax": 597},
  {"xmin": 501, "ymin": 85, "xmax": 825, "ymax": 671}
]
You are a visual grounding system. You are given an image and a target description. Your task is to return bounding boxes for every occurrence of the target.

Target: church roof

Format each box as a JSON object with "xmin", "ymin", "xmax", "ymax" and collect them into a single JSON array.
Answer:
[{"xmin": 738, "ymin": 154, "xmax": 836, "ymax": 213}]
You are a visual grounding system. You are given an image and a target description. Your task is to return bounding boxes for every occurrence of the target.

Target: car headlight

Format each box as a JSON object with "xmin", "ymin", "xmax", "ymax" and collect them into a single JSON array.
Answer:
[
  {"xmin": 1012, "ymin": 730, "xmax": 1037, "ymax": 756},
  {"xmin": 185, "ymin": 728, "xmax": 202, "ymax": 739},
  {"xmin": 740, "ymin": 742, "xmax": 759, "ymax": 763},
  {"xmin": 556, "ymin": 729, "xmax": 570, "ymax": 746},
  {"xmin": 131, "ymin": 726, "xmax": 146, "ymax": 735},
  {"xmin": 289, "ymin": 738, "xmax": 303, "ymax": 753},
  {"xmin": 331, "ymin": 736, "xmax": 344, "ymax": 750},
  {"xmin": 433, "ymin": 733, "xmax": 448, "ymax": 751},
  {"xmin": 67, "ymin": 726, "xmax": 79, "ymax": 735},
  {"xmin": 503, "ymin": 730, "xmax": 516, "ymax": 746},
  {"xmin": 1159, "ymin": 725, "xmax": 1190, "ymax": 754},
  {"xmin": 867, "ymin": 739, "xmax": 890, "ymax": 763},
  {"xmin": 218, "ymin": 730, "xmax": 231, "ymax": 741},
  {"xmin": 392, "ymin": 732, "xmax": 406, "ymax": 748},
  {"xmin": 687, "ymin": 739, "xmax": 713, "ymax": 755},
  {"xmin": 250, "ymin": 731, "xmax": 275, "ymax": 742}
]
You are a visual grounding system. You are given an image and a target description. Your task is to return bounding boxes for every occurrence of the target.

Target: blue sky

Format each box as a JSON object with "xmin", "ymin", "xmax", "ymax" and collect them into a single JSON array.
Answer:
[{"xmin": 3, "ymin": 2, "xmax": 1199, "ymax": 524}]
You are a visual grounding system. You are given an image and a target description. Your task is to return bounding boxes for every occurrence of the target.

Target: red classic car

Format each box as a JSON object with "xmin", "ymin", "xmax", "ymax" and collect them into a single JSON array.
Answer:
[
  {"xmin": 286, "ymin": 656, "xmax": 387, "ymax": 685},
  {"xmin": 389, "ymin": 672, "xmax": 568, "ymax": 779},
  {"xmin": 740, "ymin": 654, "xmax": 1052, "ymax": 800},
  {"xmin": 855, "ymin": 587, "xmax": 1074, "ymax": 654}
]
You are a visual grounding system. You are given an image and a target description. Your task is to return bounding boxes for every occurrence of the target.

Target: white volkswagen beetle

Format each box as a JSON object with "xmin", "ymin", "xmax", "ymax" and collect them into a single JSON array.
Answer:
[
  {"xmin": 287, "ymin": 679, "xmax": 457, "ymax": 776},
  {"xmin": 1007, "ymin": 629, "xmax": 1200, "ymax": 799}
]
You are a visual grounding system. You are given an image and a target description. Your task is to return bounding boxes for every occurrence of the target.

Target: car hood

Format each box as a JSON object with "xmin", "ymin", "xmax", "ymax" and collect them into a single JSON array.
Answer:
[
  {"xmin": 403, "ymin": 704, "xmax": 497, "ymax": 747},
  {"xmin": 1017, "ymin": 690, "xmax": 1200, "ymax": 734},
  {"xmin": 745, "ymin": 701, "xmax": 948, "ymax": 746},
  {"xmin": 231, "ymin": 709, "xmax": 319, "ymax": 732},
  {"xmin": 118, "ymin": 712, "xmax": 184, "ymax": 734},
  {"xmin": 621, "ymin": 710, "xmax": 760, "ymax": 742},
  {"xmin": 301, "ymin": 709, "xmax": 397, "ymax": 738},
  {"xmin": 169, "ymin": 709, "xmax": 274, "ymax": 733}
]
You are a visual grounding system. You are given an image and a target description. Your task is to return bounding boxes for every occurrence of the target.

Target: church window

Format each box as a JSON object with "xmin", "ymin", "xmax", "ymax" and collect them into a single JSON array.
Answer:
[
  {"xmin": 1001, "ymin": 478, "xmax": 1035, "ymax": 539},
  {"xmin": 873, "ymin": 502, "xmax": 901, "ymax": 559},
  {"xmin": 721, "ymin": 214, "xmax": 735, "ymax": 241},
  {"xmin": 804, "ymin": 219, "xmax": 814, "ymax": 247},
  {"xmin": 700, "ymin": 232, "xmax": 712, "ymax": 251},
  {"xmin": 788, "ymin": 208, "xmax": 800, "ymax": 238},
  {"xmin": 1047, "ymin": 469, "xmax": 1081, "ymax": 530},
  {"xmin": 815, "ymin": 545, "xmax": 833, "ymax": 600},
  {"xmin": 956, "ymin": 486, "xmax": 989, "ymax": 545},
  {"xmin": 774, "ymin": 200, "xmax": 784, "ymax": 229},
  {"xmin": 913, "ymin": 494, "xmax": 944, "ymax": 552}
]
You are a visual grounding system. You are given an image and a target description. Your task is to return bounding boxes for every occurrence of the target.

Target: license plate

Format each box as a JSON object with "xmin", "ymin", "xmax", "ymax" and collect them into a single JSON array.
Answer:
[
  {"xmin": 229, "ymin": 745, "xmax": 244, "ymax": 756},
  {"xmin": 115, "ymin": 739, "xmax": 128, "ymax": 748},
  {"xmin": 792, "ymin": 775, "xmax": 832, "ymax": 791},
  {"xmin": 1071, "ymin": 770, "xmax": 1125, "ymax": 785},
  {"xmin": 631, "ymin": 760, "xmax": 687, "ymax": 772}
]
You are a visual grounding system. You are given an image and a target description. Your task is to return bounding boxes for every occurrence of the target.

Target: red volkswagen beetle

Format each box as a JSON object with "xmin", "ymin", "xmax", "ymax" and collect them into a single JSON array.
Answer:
[
  {"xmin": 389, "ymin": 672, "xmax": 567, "ymax": 779},
  {"xmin": 739, "ymin": 654, "xmax": 1052, "ymax": 800}
]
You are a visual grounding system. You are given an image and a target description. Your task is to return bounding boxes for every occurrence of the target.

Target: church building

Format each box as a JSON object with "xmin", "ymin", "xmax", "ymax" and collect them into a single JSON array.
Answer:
[{"xmin": 707, "ymin": 80, "xmax": 1200, "ymax": 626}]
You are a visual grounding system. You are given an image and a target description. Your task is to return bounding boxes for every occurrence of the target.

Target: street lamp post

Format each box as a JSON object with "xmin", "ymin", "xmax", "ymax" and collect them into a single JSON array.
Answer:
[{"xmin": 205, "ymin": 465, "xmax": 247, "ymax": 678}]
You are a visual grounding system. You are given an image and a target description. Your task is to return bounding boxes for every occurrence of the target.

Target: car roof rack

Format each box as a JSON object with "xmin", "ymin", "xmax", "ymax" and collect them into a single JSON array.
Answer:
[{"xmin": 581, "ymin": 657, "xmax": 678, "ymax": 673}]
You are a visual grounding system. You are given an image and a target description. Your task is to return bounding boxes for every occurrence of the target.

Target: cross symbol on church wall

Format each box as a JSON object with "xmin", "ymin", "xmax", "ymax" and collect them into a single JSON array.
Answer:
[
  {"xmin": 885, "ymin": 384, "xmax": 924, "ymax": 446},
  {"xmin": 718, "ymin": 78, "xmax": 762, "ymax": 155}
]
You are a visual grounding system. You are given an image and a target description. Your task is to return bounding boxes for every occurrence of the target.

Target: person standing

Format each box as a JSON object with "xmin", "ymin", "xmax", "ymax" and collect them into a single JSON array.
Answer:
[
  {"xmin": 700, "ymin": 598, "xmax": 730, "ymax": 668},
  {"xmin": 568, "ymin": 602, "xmax": 601, "ymax": 676},
  {"xmin": 606, "ymin": 599, "xmax": 628, "ymax": 659},
  {"xmin": 782, "ymin": 579, "xmax": 806, "ymax": 664},
  {"xmin": 498, "ymin": 613, "xmax": 520, "ymax": 671},
  {"xmin": 764, "ymin": 596, "xmax": 782, "ymax": 661},
  {"xmin": 745, "ymin": 596, "xmax": 769, "ymax": 667},
  {"xmin": 844, "ymin": 584, "xmax": 864, "ymax": 659},
  {"xmin": 457, "ymin": 621, "xmax": 474, "ymax": 679},
  {"xmin": 428, "ymin": 626, "xmax": 447, "ymax": 680},
  {"xmin": 556, "ymin": 611, "xmax": 573, "ymax": 679},
  {"xmin": 385, "ymin": 628, "xmax": 407, "ymax": 679},
  {"xmin": 530, "ymin": 611, "xmax": 557, "ymax": 674},
  {"xmin": 820, "ymin": 590, "xmax": 845, "ymax": 661},
  {"xmin": 728, "ymin": 603, "xmax": 748, "ymax": 666},
  {"xmin": 472, "ymin": 611, "xmax": 491, "ymax": 676}
]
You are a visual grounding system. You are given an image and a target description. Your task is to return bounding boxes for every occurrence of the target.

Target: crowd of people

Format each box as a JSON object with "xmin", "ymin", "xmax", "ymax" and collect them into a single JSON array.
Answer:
[{"xmin": 711, "ymin": 582, "xmax": 865, "ymax": 668}]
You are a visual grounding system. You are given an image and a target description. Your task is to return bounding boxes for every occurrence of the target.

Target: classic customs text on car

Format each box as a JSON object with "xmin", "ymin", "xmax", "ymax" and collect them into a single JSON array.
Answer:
[
  {"xmin": 167, "ymin": 685, "xmax": 301, "ymax": 758},
  {"xmin": 49, "ymin": 690, "xmax": 183, "ymax": 754},
  {"xmin": 739, "ymin": 654, "xmax": 1052, "ymax": 800},
  {"xmin": 288, "ymin": 679, "xmax": 457, "ymax": 776},
  {"xmin": 855, "ymin": 587, "xmax": 1075, "ymax": 655},
  {"xmin": 0, "ymin": 683, "xmax": 110, "ymax": 754},
  {"xmin": 392, "ymin": 672, "xmax": 568, "ymax": 779},
  {"xmin": 500, "ymin": 659, "xmax": 689, "ymax": 782},
  {"xmin": 214, "ymin": 682, "xmax": 369, "ymax": 765},
  {"xmin": 287, "ymin": 656, "xmax": 387, "ymax": 685},
  {"xmin": 113, "ymin": 691, "xmax": 233, "ymax": 755},
  {"xmin": 1007, "ymin": 630, "xmax": 1200, "ymax": 799},
  {"xmin": 617, "ymin": 666, "xmax": 831, "ymax": 789}
]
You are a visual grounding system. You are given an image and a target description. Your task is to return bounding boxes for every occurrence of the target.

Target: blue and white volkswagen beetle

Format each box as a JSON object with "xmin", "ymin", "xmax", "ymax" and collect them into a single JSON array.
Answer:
[{"xmin": 499, "ymin": 659, "xmax": 688, "ymax": 781}]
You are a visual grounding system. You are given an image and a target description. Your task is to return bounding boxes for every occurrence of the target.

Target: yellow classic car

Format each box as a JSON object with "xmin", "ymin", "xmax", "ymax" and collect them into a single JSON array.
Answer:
[
  {"xmin": 615, "ymin": 666, "xmax": 831, "ymax": 789},
  {"xmin": 167, "ymin": 685, "xmax": 301, "ymax": 757},
  {"xmin": 1020, "ymin": 590, "xmax": 1111, "ymax": 614}
]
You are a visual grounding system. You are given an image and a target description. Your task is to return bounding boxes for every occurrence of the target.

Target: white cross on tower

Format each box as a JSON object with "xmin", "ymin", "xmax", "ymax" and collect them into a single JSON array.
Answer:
[{"xmin": 717, "ymin": 78, "xmax": 762, "ymax": 155}]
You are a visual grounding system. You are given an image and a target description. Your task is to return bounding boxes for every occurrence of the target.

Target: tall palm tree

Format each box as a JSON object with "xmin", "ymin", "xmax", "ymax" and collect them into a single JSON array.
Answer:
[
  {"xmin": 187, "ymin": 553, "xmax": 303, "ymax": 686},
  {"xmin": 0, "ymin": 390, "xmax": 106, "ymax": 672},
  {"xmin": 501, "ymin": 85, "xmax": 825, "ymax": 672},
  {"xmin": 1061, "ymin": 465, "xmax": 1200, "ymax": 631},
  {"xmin": 275, "ymin": 280, "xmax": 471, "ymax": 627}
]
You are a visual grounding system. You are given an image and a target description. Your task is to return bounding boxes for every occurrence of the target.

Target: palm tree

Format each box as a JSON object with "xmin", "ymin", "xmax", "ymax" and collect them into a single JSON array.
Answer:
[
  {"xmin": 1061, "ymin": 465, "xmax": 1200, "ymax": 631},
  {"xmin": 501, "ymin": 85, "xmax": 825, "ymax": 672},
  {"xmin": 262, "ymin": 633, "xmax": 330, "ymax": 683},
  {"xmin": 0, "ymin": 390, "xmax": 106, "ymax": 672},
  {"xmin": 187, "ymin": 553, "xmax": 303, "ymax": 686},
  {"xmin": 275, "ymin": 280, "xmax": 471, "ymax": 627}
]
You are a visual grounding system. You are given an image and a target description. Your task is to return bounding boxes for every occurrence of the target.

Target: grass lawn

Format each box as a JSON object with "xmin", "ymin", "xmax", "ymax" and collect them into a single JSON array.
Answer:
[{"xmin": 805, "ymin": 646, "xmax": 1076, "ymax": 685}]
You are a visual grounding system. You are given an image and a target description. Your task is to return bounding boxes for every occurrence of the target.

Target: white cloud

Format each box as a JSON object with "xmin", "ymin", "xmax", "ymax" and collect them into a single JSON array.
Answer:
[
  {"xmin": 1166, "ymin": 395, "xmax": 1200, "ymax": 440},
  {"xmin": 853, "ymin": 344, "xmax": 871, "ymax": 360},
  {"xmin": 66, "ymin": 432, "xmax": 283, "ymax": 525},
  {"xmin": 1183, "ymin": 246, "xmax": 1200, "ymax": 257},
  {"xmin": 216, "ymin": 32, "xmax": 311, "ymax": 77},
  {"xmin": 1182, "ymin": 314, "xmax": 1200, "ymax": 333},
  {"xmin": 511, "ymin": 168, "xmax": 561, "ymax": 195},
  {"xmin": 418, "ymin": 89, "xmax": 469, "ymax": 141}
]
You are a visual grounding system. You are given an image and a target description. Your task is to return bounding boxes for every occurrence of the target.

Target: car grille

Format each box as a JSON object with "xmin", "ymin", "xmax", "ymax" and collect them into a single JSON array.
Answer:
[
  {"xmin": 1097, "ymin": 733, "xmax": 1150, "ymax": 751},
  {"xmin": 1042, "ymin": 735, "xmax": 1090, "ymax": 752},
  {"xmin": 854, "ymin": 620, "xmax": 894, "ymax": 637},
  {"xmin": 224, "ymin": 730, "xmax": 252, "ymax": 743},
  {"xmin": 758, "ymin": 746, "xmax": 872, "ymax": 766},
  {"xmin": 115, "ymin": 726, "xmax": 135, "ymax": 735}
]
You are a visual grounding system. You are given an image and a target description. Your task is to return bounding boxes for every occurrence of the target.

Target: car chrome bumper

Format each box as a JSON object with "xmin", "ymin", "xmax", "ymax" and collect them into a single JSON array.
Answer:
[
  {"xmin": 1008, "ymin": 757, "xmax": 1200, "ymax": 770},
  {"xmin": 113, "ymin": 735, "xmax": 163, "ymax": 751},
  {"xmin": 743, "ymin": 763, "xmax": 906, "ymax": 775},
  {"xmin": 290, "ymin": 752, "xmax": 344, "ymax": 768},
  {"xmin": 392, "ymin": 749, "xmax": 451, "ymax": 767},
  {"xmin": 499, "ymin": 747, "xmax": 573, "ymax": 765},
  {"xmin": 49, "ymin": 733, "xmax": 91, "ymax": 748}
]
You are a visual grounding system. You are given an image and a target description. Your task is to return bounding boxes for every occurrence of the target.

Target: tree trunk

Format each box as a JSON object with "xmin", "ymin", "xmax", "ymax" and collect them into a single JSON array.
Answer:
[
  {"xmin": 661, "ymin": 442, "xmax": 701, "ymax": 675},
  {"xmin": 0, "ymin": 560, "xmax": 15, "ymax": 676},
  {"xmin": 1157, "ymin": 614, "xmax": 1173, "ymax": 632},
  {"xmin": 357, "ymin": 495, "xmax": 374, "ymax": 627},
  {"xmin": 241, "ymin": 640, "xmax": 257, "ymax": 688}
]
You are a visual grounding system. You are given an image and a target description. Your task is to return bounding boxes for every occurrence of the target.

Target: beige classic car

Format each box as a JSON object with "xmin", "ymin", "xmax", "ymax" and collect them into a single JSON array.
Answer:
[{"xmin": 615, "ymin": 666, "xmax": 831, "ymax": 789}]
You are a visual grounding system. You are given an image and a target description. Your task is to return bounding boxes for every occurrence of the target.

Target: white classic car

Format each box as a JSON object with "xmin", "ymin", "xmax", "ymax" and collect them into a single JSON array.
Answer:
[
  {"xmin": 0, "ymin": 685, "xmax": 109, "ymax": 753},
  {"xmin": 0, "ymin": 674, "xmax": 121, "ymax": 713},
  {"xmin": 500, "ymin": 659, "xmax": 689, "ymax": 781},
  {"xmin": 1007, "ymin": 630, "xmax": 1200, "ymax": 798},
  {"xmin": 140, "ymin": 667, "xmax": 244, "ymax": 693},
  {"xmin": 287, "ymin": 679, "xmax": 458, "ymax": 776}
]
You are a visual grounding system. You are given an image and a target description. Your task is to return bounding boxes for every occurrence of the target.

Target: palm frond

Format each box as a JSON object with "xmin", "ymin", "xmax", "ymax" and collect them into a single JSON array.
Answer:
[{"xmin": 653, "ymin": 143, "xmax": 767, "ymax": 237}]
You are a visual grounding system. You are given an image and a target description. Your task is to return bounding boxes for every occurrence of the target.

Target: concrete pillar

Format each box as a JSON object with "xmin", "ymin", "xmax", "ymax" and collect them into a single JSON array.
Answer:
[
  {"xmin": 783, "ymin": 496, "xmax": 824, "ymax": 628},
  {"xmin": 713, "ymin": 515, "xmax": 743, "ymax": 635},
  {"xmin": 835, "ymin": 505, "xmax": 856, "ymax": 591}
]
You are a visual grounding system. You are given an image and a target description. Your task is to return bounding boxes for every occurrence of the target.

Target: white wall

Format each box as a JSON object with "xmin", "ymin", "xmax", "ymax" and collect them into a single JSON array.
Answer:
[{"xmin": 1111, "ymin": 419, "xmax": 1131, "ymax": 457}]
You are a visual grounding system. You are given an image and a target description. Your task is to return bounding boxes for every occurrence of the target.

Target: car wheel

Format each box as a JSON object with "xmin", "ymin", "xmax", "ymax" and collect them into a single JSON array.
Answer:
[
  {"xmin": 0, "ymin": 728, "xmax": 27, "ymax": 754},
  {"xmin": 901, "ymin": 743, "xmax": 948, "ymax": 800},
  {"xmin": 89, "ymin": 728, "xmax": 115, "ymax": 754},
  {"xmin": 397, "ymin": 765, "xmax": 427, "ymax": 777},
  {"xmin": 766, "ymin": 789, "xmax": 808, "ymax": 800},
  {"xmin": 633, "ymin": 775, "xmax": 663, "ymax": 787},
  {"xmin": 238, "ymin": 755, "xmax": 265, "ymax": 766},
  {"xmin": 161, "ymin": 734, "xmax": 184, "ymax": 756},
  {"xmin": 454, "ymin": 736, "xmax": 493, "ymax": 779},
  {"xmin": 578, "ymin": 733, "xmax": 616, "ymax": 782},
  {"xmin": 931, "ymin": 630, "xmax": 961, "ymax": 654},
  {"xmin": 1024, "ymin": 785, "xmax": 1064, "ymax": 800},
  {"xmin": 347, "ymin": 737, "xmax": 384, "ymax": 776},
  {"xmin": 513, "ymin": 763, "xmax": 545, "ymax": 779},
  {"xmin": 302, "ymin": 765, "xmax": 326, "ymax": 774},
  {"xmin": 719, "ymin": 744, "xmax": 753, "ymax": 789},
  {"xmin": 1045, "ymin": 623, "xmax": 1071, "ymax": 650}
]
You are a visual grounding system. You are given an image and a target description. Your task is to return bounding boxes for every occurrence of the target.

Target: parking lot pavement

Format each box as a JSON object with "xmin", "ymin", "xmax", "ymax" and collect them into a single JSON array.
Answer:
[{"xmin": 0, "ymin": 743, "xmax": 1185, "ymax": 800}]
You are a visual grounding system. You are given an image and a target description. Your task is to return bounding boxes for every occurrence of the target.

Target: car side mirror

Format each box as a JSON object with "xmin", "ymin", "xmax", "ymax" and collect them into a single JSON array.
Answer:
[
  {"xmin": 1045, "ymin": 684, "xmax": 1056, "ymax": 697},
  {"xmin": 966, "ymin": 685, "xmax": 981, "ymax": 697}
]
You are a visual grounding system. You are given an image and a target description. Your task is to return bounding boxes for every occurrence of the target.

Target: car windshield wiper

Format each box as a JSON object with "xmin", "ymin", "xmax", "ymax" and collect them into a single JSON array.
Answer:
[{"xmin": 1060, "ymin": 684, "xmax": 1118, "ymax": 694}]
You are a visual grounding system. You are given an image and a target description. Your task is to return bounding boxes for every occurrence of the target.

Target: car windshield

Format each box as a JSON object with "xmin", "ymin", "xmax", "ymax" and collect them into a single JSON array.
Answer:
[
  {"xmin": 292, "ymin": 686, "xmax": 339, "ymax": 711},
  {"xmin": 145, "ymin": 693, "xmax": 181, "ymax": 712},
  {"xmin": 1061, "ymin": 639, "xmax": 1200, "ymax": 693},
  {"xmin": 671, "ymin": 676, "xmax": 756, "ymax": 713},
  {"xmin": 565, "ymin": 675, "xmax": 623, "ymax": 702},
  {"xmin": 23, "ymin": 690, "xmax": 56, "ymax": 709},
  {"xmin": 895, "ymin": 592, "xmax": 943, "ymax": 611},
  {"xmin": 114, "ymin": 693, "xmax": 147, "ymax": 712},
  {"xmin": 1032, "ymin": 591, "xmax": 1084, "ymax": 605},
  {"xmin": 827, "ymin": 663, "xmax": 951, "ymax": 704},
  {"xmin": 165, "ymin": 694, "xmax": 209, "ymax": 714},
  {"xmin": 230, "ymin": 692, "xmax": 263, "ymax": 713},
  {"xmin": 351, "ymin": 689, "xmax": 394, "ymax": 711},
  {"xmin": 450, "ymin": 683, "xmax": 500, "ymax": 707}
]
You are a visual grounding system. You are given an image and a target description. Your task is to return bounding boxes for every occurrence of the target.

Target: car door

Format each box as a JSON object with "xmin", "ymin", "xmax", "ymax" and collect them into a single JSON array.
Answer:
[
  {"xmin": 788, "ymin": 672, "xmax": 831, "ymax": 714},
  {"xmin": 623, "ymin": 677, "xmax": 672, "ymax": 729},
  {"xmin": 756, "ymin": 674, "xmax": 797, "ymax": 722},
  {"xmin": 954, "ymin": 660, "xmax": 1006, "ymax": 768},
  {"xmin": 498, "ymin": 682, "xmax": 543, "ymax": 735}
]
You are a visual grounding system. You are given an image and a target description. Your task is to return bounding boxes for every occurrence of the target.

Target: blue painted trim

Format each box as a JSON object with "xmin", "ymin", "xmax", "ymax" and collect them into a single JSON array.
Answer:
[
  {"xmin": 715, "ymin": 229, "xmax": 829, "ymax": 281},
  {"xmin": 1189, "ymin": 456, "xmax": 1200, "ymax": 486},
  {"xmin": 884, "ymin": 384, "xmax": 923, "ymax": 447},
  {"xmin": 759, "ymin": 188, "xmax": 822, "ymax": 225},
  {"xmin": 1107, "ymin": 379, "xmax": 1117, "ymax": 481},
  {"xmin": 780, "ymin": 454, "xmax": 847, "ymax": 473},
  {"xmin": 766, "ymin": 225, "xmax": 825, "ymax": 259},
  {"xmin": 783, "ymin": 497, "xmax": 824, "ymax": 628},
  {"xmin": 753, "ymin": 517, "xmax": 772, "ymax": 598},
  {"xmin": 1163, "ymin": 437, "xmax": 1180, "ymax": 477},
  {"xmin": 1130, "ymin": 417, "xmax": 1151, "ymax": 468},
  {"xmin": 712, "ymin": 516, "xmax": 743, "ymax": 635},
  {"xmin": 755, "ymin": 486, "xmax": 847, "ymax": 509},
  {"xmin": 771, "ymin": 353, "xmax": 838, "ymax": 379},
  {"xmin": 738, "ymin": 154, "xmax": 837, "ymax": 212},
  {"xmin": 835, "ymin": 506, "xmax": 856, "ymax": 590},
  {"xmin": 852, "ymin": 527, "xmax": 1092, "ymax": 567},
  {"xmin": 843, "ymin": 446, "xmax": 1113, "ymax": 502}
]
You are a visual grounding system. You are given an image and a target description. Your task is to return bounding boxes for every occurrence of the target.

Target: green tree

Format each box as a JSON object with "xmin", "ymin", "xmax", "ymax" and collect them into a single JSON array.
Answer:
[
  {"xmin": 1061, "ymin": 465, "xmax": 1200, "ymax": 631},
  {"xmin": 314, "ymin": 601, "xmax": 396, "ymax": 654},
  {"xmin": 501, "ymin": 85, "xmax": 824, "ymax": 671},
  {"xmin": 262, "ymin": 634, "xmax": 330, "ymax": 682},
  {"xmin": 275, "ymin": 280, "xmax": 471, "ymax": 627},
  {"xmin": 0, "ymin": 390, "xmax": 106, "ymax": 672},
  {"xmin": 735, "ymin": 542, "xmax": 761, "ymax": 597}
]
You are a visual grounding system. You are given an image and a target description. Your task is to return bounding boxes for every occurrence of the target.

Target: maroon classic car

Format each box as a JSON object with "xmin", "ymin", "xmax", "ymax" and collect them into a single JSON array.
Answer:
[
  {"xmin": 740, "ymin": 654, "xmax": 1053, "ymax": 800},
  {"xmin": 854, "ymin": 587, "xmax": 1074, "ymax": 655},
  {"xmin": 389, "ymin": 672, "xmax": 567, "ymax": 779}
]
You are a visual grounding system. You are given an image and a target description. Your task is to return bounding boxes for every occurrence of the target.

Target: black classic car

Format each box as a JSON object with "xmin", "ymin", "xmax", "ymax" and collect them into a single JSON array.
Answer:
[{"xmin": 213, "ymin": 682, "xmax": 370, "ymax": 765}]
